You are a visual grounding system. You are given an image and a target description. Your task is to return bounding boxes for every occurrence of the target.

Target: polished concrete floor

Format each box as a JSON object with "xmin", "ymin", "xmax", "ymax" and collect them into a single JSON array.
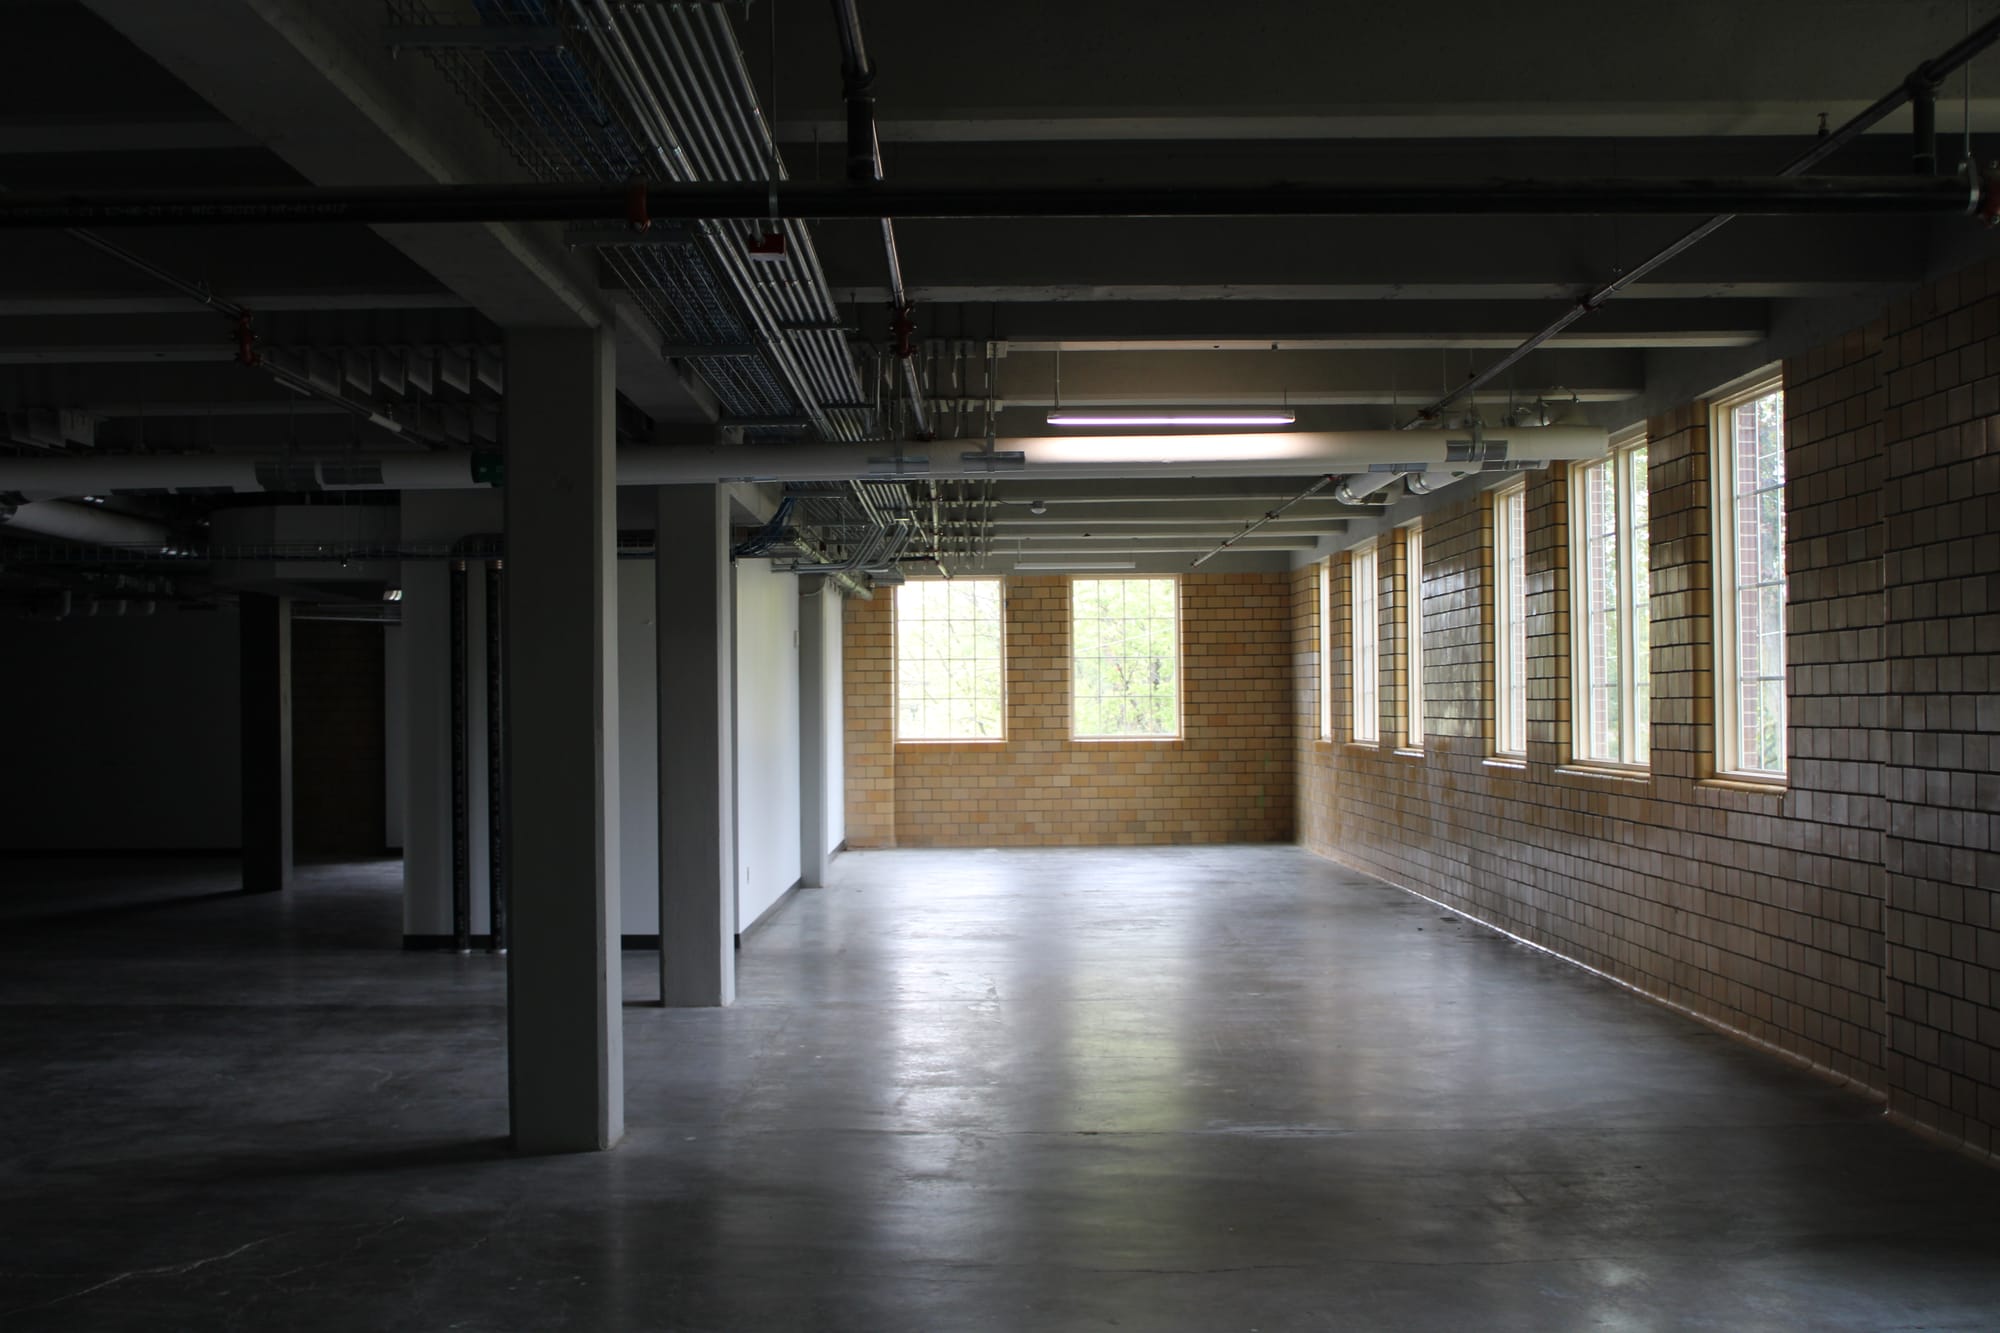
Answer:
[{"xmin": 2, "ymin": 846, "xmax": 1998, "ymax": 1331}]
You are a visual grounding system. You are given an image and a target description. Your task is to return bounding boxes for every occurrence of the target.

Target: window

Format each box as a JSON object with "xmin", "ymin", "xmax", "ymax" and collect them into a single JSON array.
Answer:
[
  {"xmin": 1493, "ymin": 482, "xmax": 1528, "ymax": 756},
  {"xmin": 894, "ymin": 578, "xmax": 1005, "ymax": 741},
  {"xmin": 1318, "ymin": 559, "xmax": 1334, "ymax": 741},
  {"xmin": 1351, "ymin": 542, "xmax": 1379, "ymax": 743},
  {"xmin": 1403, "ymin": 522, "xmax": 1424, "ymax": 747},
  {"xmin": 1713, "ymin": 380, "xmax": 1787, "ymax": 778},
  {"xmin": 1571, "ymin": 435, "xmax": 1651, "ymax": 766},
  {"xmin": 1071, "ymin": 577, "xmax": 1180, "ymax": 739}
]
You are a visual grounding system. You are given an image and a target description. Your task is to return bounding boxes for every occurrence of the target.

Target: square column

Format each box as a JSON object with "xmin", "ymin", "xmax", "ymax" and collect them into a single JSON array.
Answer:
[
  {"xmin": 503, "ymin": 327, "xmax": 623, "ymax": 1152},
  {"xmin": 239, "ymin": 592, "xmax": 292, "ymax": 893},
  {"xmin": 655, "ymin": 484, "xmax": 735, "ymax": 1007}
]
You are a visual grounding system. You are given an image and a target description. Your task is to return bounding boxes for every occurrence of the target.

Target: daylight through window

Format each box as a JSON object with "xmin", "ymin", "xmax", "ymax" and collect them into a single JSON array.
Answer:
[
  {"xmin": 1072, "ymin": 578, "xmax": 1180, "ymax": 739},
  {"xmin": 1493, "ymin": 483, "xmax": 1528, "ymax": 756},
  {"xmin": 1351, "ymin": 542, "xmax": 1380, "ymax": 744},
  {"xmin": 894, "ymin": 578, "xmax": 1005, "ymax": 741},
  {"xmin": 1715, "ymin": 383, "xmax": 1787, "ymax": 777},
  {"xmin": 1572, "ymin": 437, "xmax": 1651, "ymax": 765}
]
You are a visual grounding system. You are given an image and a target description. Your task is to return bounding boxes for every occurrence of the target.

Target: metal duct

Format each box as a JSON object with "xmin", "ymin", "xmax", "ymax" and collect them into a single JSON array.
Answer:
[
  {"xmin": 0, "ymin": 429, "xmax": 1607, "ymax": 497},
  {"xmin": 1332, "ymin": 471, "xmax": 1408, "ymax": 505},
  {"xmin": 5, "ymin": 435, "xmax": 1606, "ymax": 498},
  {"xmin": 5, "ymin": 173, "xmax": 1985, "ymax": 226},
  {"xmin": 0, "ymin": 498, "xmax": 171, "ymax": 545}
]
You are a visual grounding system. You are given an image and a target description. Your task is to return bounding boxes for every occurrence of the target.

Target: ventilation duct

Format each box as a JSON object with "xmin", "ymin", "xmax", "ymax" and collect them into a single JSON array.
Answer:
[{"xmin": 0, "ymin": 429, "xmax": 1607, "ymax": 498}]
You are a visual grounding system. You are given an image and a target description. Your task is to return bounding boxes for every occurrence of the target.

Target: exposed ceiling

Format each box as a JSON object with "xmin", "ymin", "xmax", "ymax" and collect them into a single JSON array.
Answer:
[{"xmin": 0, "ymin": 0, "xmax": 1996, "ymax": 592}]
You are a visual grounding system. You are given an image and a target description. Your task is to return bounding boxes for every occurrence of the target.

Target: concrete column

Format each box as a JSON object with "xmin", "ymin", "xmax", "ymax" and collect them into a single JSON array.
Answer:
[
  {"xmin": 798, "ymin": 580, "xmax": 832, "ymax": 889},
  {"xmin": 503, "ymin": 327, "xmax": 622, "ymax": 1153},
  {"xmin": 239, "ymin": 592, "xmax": 292, "ymax": 893},
  {"xmin": 655, "ymin": 484, "xmax": 735, "ymax": 1007}
]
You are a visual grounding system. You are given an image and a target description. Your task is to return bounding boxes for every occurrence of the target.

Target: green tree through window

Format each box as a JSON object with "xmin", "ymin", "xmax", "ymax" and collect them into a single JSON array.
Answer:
[
  {"xmin": 1071, "ymin": 578, "xmax": 1180, "ymax": 738},
  {"xmin": 895, "ymin": 579, "xmax": 1005, "ymax": 740}
]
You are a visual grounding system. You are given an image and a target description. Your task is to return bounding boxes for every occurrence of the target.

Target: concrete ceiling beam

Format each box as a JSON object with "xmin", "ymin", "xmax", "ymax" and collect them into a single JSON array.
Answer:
[{"xmin": 990, "ymin": 347, "xmax": 1642, "ymax": 406}]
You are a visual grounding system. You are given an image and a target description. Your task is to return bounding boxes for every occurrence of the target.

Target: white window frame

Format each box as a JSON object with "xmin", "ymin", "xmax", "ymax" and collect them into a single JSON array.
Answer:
[
  {"xmin": 1711, "ymin": 375, "xmax": 1788, "ymax": 781},
  {"xmin": 1069, "ymin": 575, "xmax": 1183, "ymax": 741},
  {"xmin": 1492, "ymin": 482, "xmax": 1528, "ymax": 757},
  {"xmin": 1350, "ymin": 541, "xmax": 1380, "ymax": 744},
  {"xmin": 894, "ymin": 577, "xmax": 1007, "ymax": 743},
  {"xmin": 1318, "ymin": 558, "xmax": 1334, "ymax": 742},
  {"xmin": 1568, "ymin": 431, "xmax": 1651, "ymax": 768},
  {"xmin": 1403, "ymin": 520, "xmax": 1424, "ymax": 748}
]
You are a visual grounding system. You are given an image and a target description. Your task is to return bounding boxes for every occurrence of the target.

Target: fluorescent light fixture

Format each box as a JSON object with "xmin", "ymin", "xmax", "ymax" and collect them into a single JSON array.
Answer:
[
  {"xmin": 382, "ymin": 588, "xmax": 404, "ymax": 602},
  {"xmin": 1027, "ymin": 432, "xmax": 1308, "ymax": 466},
  {"xmin": 1013, "ymin": 560, "xmax": 1137, "ymax": 571},
  {"xmin": 1046, "ymin": 409, "xmax": 1297, "ymax": 427}
]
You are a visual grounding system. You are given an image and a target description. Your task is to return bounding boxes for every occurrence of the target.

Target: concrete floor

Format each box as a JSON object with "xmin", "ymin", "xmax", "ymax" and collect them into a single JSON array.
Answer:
[{"xmin": 2, "ymin": 846, "xmax": 1997, "ymax": 1331}]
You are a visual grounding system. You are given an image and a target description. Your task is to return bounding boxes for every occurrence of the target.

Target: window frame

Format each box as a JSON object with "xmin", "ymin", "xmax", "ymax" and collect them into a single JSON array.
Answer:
[
  {"xmin": 1318, "ymin": 557, "xmax": 1334, "ymax": 742},
  {"xmin": 1492, "ymin": 481, "xmax": 1528, "ymax": 758},
  {"xmin": 1402, "ymin": 520, "xmax": 1424, "ymax": 748},
  {"xmin": 1567, "ymin": 430, "xmax": 1651, "ymax": 769},
  {"xmin": 893, "ymin": 576, "xmax": 1008, "ymax": 744},
  {"xmin": 1068, "ymin": 574, "xmax": 1183, "ymax": 742},
  {"xmin": 1350, "ymin": 541, "xmax": 1380, "ymax": 745},
  {"xmin": 1709, "ymin": 374, "xmax": 1789, "ymax": 782}
]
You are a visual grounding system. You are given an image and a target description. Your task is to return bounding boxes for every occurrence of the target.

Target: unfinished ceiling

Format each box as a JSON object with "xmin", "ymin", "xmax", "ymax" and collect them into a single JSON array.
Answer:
[{"xmin": 0, "ymin": 0, "xmax": 1995, "ymax": 592}]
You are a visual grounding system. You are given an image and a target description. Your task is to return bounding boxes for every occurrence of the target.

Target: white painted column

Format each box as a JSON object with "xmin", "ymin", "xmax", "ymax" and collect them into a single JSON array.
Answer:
[
  {"xmin": 798, "ymin": 579, "xmax": 833, "ymax": 889},
  {"xmin": 655, "ymin": 484, "xmax": 735, "ymax": 1007},
  {"xmin": 503, "ymin": 327, "xmax": 622, "ymax": 1152}
]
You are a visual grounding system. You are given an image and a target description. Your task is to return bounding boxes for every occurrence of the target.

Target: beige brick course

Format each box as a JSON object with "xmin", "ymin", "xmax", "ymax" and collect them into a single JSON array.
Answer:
[{"xmin": 845, "ymin": 573, "xmax": 1294, "ymax": 848}]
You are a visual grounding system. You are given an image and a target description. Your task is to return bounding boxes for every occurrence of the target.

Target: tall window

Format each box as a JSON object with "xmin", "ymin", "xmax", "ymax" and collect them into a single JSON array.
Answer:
[
  {"xmin": 895, "ymin": 578, "xmax": 1005, "ymax": 741},
  {"xmin": 1072, "ymin": 577, "xmax": 1180, "ymax": 739},
  {"xmin": 1493, "ymin": 483, "xmax": 1528, "ymax": 756},
  {"xmin": 1571, "ymin": 436, "xmax": 1651, "ymax": 765},
  {"xmin": 1714, "ymin": 381, "xmax": 1787, "ymax": 777},
  {"xmin": 1318, "ymin": 559, "xmax": 1333, "ymax": 741},
  {"xmin": 1403, "ymin": 521, "xmax": 1424, "ymax": 747},
  {"xmin": 1351, "ymin": 542, "xmax": 1379, "ymax": 743}
]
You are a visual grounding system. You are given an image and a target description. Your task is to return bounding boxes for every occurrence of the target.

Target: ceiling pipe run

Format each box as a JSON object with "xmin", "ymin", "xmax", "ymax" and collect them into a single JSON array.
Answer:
[
  {"xmin": 0, "ymin": 174, "xmax": 1987, "ymax": 228},
  {"xmin": 1397, "ymin": 13, "xmax": 2000, "ymax": 427},
  {"xmin": 829, "ymin": 0, "xmax": 932, "ymax": 441},
  {"xmin": 0, "ymin": 498, "xmax": 172, "ymax": 545},
  {"xmin": 0, "ymin": 429, "xmax": 1607, "ymax": 498}
]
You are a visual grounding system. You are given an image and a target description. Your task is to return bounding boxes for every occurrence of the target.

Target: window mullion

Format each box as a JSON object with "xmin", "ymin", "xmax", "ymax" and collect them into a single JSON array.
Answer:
[{"xmin": 1615, "ymin": 447, "xmax": 1633, "ymax": 763}]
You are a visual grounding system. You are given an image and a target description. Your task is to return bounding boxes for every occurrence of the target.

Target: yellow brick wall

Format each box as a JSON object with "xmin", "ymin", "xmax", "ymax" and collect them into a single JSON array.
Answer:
[
  {"xmin": 844, "ymin": 572, "xmax": 1294, "ymax": 847},
  {"xmin": 1297, "ymin": 256, "xmax": 2000, "ymax": 1160}
]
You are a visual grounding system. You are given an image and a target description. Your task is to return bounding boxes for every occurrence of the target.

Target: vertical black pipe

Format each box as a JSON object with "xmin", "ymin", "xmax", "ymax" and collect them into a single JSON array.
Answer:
[
  {"xmin": 485, "ymin": 559, "xmax": 507, "ymax": 955},
  {"xmin": 1912, "ymin": 77, "xmax": 1939, "ymax": 174},
  {"xmin": 239, "ymin": 592, "xmax": 293, "ymax": 893},
  {"xmin": 449, "ymin": 559, "xmax": 471, "ymax": 954}
]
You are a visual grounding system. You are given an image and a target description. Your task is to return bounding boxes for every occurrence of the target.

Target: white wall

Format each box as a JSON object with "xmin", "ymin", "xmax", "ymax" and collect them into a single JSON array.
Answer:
[
  {"xmin": 733, "ymin": 559, "xmax": 801, "ymax": 931},
  {"xmin": 398, "ymin": 489, "xmax": 817, "ymax": 947},
  {"xmin": 0, "ymin": 609, "xmax": 241, "ymax": 850},
  {"xmin": 400, "ymin": 491, "xmax": 500, "ymax": 936}
]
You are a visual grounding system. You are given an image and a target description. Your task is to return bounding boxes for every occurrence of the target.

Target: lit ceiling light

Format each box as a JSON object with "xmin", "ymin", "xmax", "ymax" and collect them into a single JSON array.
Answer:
[
  {"xmin": 1046, "ymin": 409, "xmax": 1297, "ymax": 428},
  {"xmin": 382, "ymin": 588, "xmax": 404, "ymax": 602}
]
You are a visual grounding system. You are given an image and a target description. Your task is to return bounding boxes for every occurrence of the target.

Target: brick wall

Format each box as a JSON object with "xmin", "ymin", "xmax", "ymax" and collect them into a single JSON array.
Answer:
[
  {"xmin": 1298, "ymin": 255, "xmax": 2000, "ymax": 1159},
  {"xmin": 844, "ymin": 572, "xmax": 1293, "ymax": 847},
  {"xmin": 292, "ymin": 620, "xmax": 387, "ymax": 857}
]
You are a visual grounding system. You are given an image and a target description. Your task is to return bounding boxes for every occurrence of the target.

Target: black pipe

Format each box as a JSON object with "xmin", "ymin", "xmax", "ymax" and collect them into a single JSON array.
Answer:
[
  {"xmin": 1912, "ymin": 76, "xmax": 1939, "ymax": 175},
  {"xmin": 449, "ymin": 559, "xmax": 471, "ymax": 955},
  {"xmin": 0, "ymin": 175, "xmax": 1984, "ymax": 228},
  {"xmin": 484, "ymin": 559, "xmax": 506, "ymax": 956},
  {"xmin": 828, "ymin": 0, "xmax": 881, "ymax": 184},
  {"xmin": 1399, "ymin": 14, "xmax": 2000, "ymax": 427},
  {"xmin": 829, "ymin": 0, "xmax": 933, "ymax": 439}
]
